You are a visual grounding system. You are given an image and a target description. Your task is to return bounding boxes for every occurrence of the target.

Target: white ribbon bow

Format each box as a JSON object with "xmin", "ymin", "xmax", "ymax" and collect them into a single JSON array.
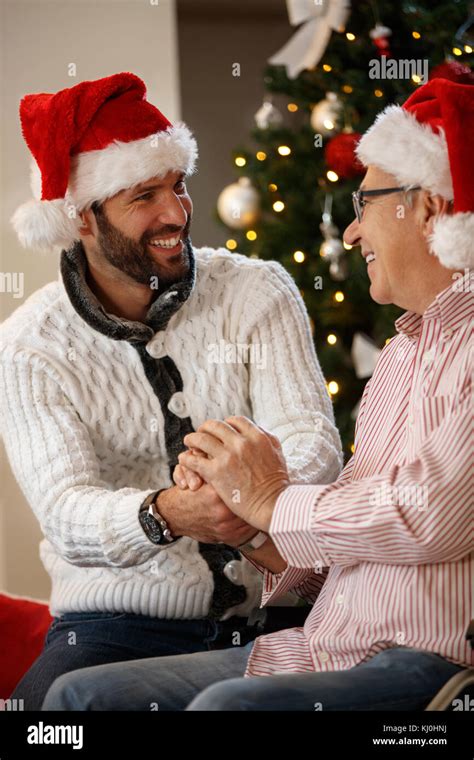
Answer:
[{"xmin": 269, "ymin": 0, "xmax": 352, "ymax": 79}]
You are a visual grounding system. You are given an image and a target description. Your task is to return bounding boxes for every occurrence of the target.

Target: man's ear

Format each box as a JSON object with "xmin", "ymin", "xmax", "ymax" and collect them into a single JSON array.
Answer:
[
  {"xmin": 78, "ymin": 208, "xmax": 96, "ymax": 237},
  {"xmin": 420, "ymin": 192, "xmax": 453, "ymax": 239}
]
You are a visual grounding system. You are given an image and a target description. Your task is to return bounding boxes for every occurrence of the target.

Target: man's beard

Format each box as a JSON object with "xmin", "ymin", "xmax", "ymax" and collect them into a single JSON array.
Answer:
[{"xmin": 92, "ymin": 204, "xmax": 192, "ymax": 291}]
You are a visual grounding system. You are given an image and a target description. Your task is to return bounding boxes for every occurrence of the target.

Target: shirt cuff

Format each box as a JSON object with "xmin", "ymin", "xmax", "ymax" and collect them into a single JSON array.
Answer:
[
  {"xmin": 260, "ymin": 565, "xmax": 317, "ymax": 607},
  {"xmin": 269, "ymin": 484, "xmax": 330, "ymax": 569},
  {"xmin": 242, "ymin": 542, "xmax": 316, "ymax": 607}
]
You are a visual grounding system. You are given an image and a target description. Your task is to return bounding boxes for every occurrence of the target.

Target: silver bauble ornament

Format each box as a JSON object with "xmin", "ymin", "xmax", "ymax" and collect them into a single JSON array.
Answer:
[
  {"xmin": 217, "ymin": 177, "xmax": 260, "ymax": 230},
  {"xmin": 254, "ymin": 99, "xmax": 283, "ymax": 130},
  {"xmin": 329, "ymin": 257, "xmax": 349, "ymax": 280},
  {"xmin": 310, "ymin": 92, "xmax": 342, "ymax": 137},
  {"xmin": 320, "ymin": 236, "xmax": 344, "ymax": 259}
]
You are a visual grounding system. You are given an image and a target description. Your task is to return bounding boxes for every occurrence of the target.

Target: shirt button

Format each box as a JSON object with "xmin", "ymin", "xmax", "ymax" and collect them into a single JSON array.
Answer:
[
  {"xmin": 336, "ymin": 594, "xmax": 344, "ymax": 605},
  {"xmin": 408, "ymin": 415, "xmax": 415, "ymax": 427},
  {"xmin": 443, "ymin": 327, "xmax": 453, "ymax": 341},
  {"xmin": 146, "ymin": 334, "xmax": 166, "ymax": 359},
  {"xmin": 167, "ymin": 392, "xmax": 189, "ymax": 418},
  {"xmin": 319, "ymin": 652, "xmax": 329, "ymax": 662},
  {"xmin": 423, "ymin": 348, "xmax": 435, "ymax": 364}
]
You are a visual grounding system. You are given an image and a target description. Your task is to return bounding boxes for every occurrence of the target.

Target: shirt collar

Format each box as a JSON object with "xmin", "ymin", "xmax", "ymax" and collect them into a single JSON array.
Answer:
[
  {"xmin": 395, "ymin": 269, "xmax": 473, "ymax": 340},
  {"xmin": 59, "ymin": 240, "xmax": 196, "ymax": 343}
]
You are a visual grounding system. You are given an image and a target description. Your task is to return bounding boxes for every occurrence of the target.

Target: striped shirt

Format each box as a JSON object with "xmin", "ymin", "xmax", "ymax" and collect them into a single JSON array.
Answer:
[{"xmin": 246, "ymin": 271, "xmax": 473, "ymax": 677}]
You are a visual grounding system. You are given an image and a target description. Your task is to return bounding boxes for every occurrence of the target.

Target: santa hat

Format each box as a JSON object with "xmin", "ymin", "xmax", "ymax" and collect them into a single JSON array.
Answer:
[
  {"xmin": 356, "ymin": 77, "xmax": 474, "ymax": 270},
  {"xmin": 11, "ymin": 72, "xmax": 198, "ymax": 251}
]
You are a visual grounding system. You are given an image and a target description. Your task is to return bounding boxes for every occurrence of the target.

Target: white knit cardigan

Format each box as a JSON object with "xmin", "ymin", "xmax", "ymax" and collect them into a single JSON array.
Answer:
[{"xmin": 0, "ymin": 244, "xmax": 342, "ymax": 618}]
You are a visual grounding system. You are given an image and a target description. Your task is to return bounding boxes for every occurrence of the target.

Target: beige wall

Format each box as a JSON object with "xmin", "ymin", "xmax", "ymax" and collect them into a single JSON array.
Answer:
[
  {"xmin": 0, "ymin": 0, "xmax": 181, "ymax": 598},
  {"xmin": 177, "ymin": 0, "xmax": 289, "ymax": 248}
]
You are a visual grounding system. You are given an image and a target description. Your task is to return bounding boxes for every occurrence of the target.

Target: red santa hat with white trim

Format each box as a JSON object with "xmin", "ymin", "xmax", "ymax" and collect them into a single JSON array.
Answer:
[
  {"xmin": 11, "ymin": 72, "xmax": 198, "ymax": 250},
  {"xmin": 356, "ymin": 77, "xmax": 474, "ymax": 271}
]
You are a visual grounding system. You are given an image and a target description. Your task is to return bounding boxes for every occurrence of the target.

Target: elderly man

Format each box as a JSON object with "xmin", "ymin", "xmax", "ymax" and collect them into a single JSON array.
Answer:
[
  {"xmin": 0, "ymin": 73, "xmax": 342, "ymax": 710},
  {"xmin": 42, "ymin": 76, "xmax": 473, "ymax": 712}
]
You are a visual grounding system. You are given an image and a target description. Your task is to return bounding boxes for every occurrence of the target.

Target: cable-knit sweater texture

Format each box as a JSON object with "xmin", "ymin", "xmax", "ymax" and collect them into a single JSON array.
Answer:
[{"xmin": 0, "ymin": 244, "xmax": 343, "ymax": 618}]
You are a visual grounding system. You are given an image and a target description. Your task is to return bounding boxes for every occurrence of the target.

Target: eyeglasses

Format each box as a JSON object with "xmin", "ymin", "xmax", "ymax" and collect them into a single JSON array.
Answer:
[{"xmin": 352, "ymin": 186, "xmax": 421, "ymax": 223}]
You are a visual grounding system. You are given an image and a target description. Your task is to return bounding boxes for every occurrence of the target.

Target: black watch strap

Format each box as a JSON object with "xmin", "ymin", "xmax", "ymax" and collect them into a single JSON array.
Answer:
[{"xmin": 139, "ymin": 489, "xmax": 175, "ymax": 546}]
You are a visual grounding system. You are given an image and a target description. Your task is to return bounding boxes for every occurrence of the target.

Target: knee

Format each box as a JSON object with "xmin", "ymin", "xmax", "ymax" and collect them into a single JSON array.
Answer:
[
  {"xmin": 42, "ymin": 670, "xmax": 99, "ymax": 711},
  {"xmin": 186, "ymin": 678, "xmax": 256, "ymax": 711}
]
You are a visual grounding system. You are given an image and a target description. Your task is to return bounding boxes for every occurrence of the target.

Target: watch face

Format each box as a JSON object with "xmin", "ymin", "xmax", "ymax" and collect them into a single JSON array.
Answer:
[{"xmin": 139, "ymin": 511, "xmax": 164, "ymax": 545}]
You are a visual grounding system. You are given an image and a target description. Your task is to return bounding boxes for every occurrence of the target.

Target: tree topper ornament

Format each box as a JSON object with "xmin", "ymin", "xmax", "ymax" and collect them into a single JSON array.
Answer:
[{"xmin": 269, "ymin": 0, "xmax": 352, "ymax": 79}]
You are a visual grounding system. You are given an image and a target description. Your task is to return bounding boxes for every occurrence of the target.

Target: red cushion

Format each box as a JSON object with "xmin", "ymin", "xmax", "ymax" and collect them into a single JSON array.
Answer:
[{"xmin": 0, "ymin": 593, "xmax": 52, "ymax": 699}]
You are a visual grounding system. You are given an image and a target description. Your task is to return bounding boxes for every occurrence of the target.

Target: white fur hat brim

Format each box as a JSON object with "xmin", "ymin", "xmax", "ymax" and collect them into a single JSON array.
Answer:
[{"xmin": 356, "ymin": 104, "xmax": 453, "ymax": 200}]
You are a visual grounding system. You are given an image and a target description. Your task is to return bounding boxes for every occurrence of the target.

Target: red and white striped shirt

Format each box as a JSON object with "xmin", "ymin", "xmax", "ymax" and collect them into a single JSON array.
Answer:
[{"xmin": 246, "ymin": 272, "xmax": 473, "ymax": 677}]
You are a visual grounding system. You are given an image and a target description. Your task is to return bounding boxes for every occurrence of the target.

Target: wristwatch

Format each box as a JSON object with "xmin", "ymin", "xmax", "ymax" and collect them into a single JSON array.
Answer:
[
  {"xmin": 237, "ymin": 531, "xmax": 267, "ymax": 553},
  {"xmin": 139, "ymin": 490, "xmax": 176, "ymax": 546}
]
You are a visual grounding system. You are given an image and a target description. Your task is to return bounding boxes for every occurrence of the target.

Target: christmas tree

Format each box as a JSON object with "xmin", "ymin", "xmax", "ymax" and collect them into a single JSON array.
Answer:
[{"xmin": 217, "ymin": 0, "xmax": 473, "ymax": 461}]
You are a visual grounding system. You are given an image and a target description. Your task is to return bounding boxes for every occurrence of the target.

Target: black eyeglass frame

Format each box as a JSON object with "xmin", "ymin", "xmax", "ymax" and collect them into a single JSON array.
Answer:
[{"xmin": 352, "ymin": 186, "xmax": 422, "ymax": 223}]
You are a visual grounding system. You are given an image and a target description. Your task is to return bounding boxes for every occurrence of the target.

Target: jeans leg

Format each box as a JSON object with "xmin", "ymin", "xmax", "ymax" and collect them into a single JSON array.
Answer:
[
  {"xmin": 42, "ymin": 641, "xmax": 254, "ymax": 711},
  {"xmin": 12, "ymin": 613, "xmax": 209, "ymax": 710},
  {"xmin": 186, "ymin": 647, "xmax": 465, "ymax": 711},
  {"xmin": 11, "ymin": 639, "xmax": 127, "ymax": 711}
]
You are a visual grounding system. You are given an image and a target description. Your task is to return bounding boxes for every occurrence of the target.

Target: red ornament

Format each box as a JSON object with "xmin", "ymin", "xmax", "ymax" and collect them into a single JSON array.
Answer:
[
  {"xmin": 369, "ymin": 24, "xmax": 392, "ymax": 58},
  {"xmin": 429, "ymin": 61, "xmax": 474, "ymax": 85},
  {"xmin": 324, "ymin": 133, "xmax": 365, "ymax": 180}
]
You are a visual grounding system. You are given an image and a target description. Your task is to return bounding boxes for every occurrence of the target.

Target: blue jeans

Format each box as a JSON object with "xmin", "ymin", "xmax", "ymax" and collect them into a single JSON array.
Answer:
[
  {"xmin": 12, "ymin": 606, "xmax": 308, "ymax": 710},
  {"xmin": 43, "ymin": 644, "xmax": 464, "ymax": 711}
]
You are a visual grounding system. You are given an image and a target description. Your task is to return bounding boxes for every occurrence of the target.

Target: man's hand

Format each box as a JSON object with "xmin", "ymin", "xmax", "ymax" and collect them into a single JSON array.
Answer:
[
  {"xmin": 156, "ymin": 483, "xmax": 258, "ymax": 547},
  {"xmin": 173, "ymin": 448, "xmax": 204, "ymax": 492},
  {"xmin": 178, "ymin": 416, "xmax": 290, "ymax": 532}
]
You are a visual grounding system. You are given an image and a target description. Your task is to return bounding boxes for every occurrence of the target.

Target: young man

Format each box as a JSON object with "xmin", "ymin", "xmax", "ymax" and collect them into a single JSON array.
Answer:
[
  {"xmin": 0, "ymin": 73, "xmax": 342, "ymax": 709},
  {"xmin": 43, "ymin": 76, "xmax": 473, "ymax": 711}
]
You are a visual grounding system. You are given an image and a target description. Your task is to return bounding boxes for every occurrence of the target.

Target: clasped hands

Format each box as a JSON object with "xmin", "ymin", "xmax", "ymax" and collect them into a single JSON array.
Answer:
[{"xmin": 173, "ymin": 416, "xmax": 289, "ymax": 541}]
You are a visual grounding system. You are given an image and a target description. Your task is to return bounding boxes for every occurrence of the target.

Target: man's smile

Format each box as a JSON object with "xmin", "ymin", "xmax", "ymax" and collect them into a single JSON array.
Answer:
[{"xmin": 147, "ymin": 234, "xmax": 184, "ymax": 258}]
